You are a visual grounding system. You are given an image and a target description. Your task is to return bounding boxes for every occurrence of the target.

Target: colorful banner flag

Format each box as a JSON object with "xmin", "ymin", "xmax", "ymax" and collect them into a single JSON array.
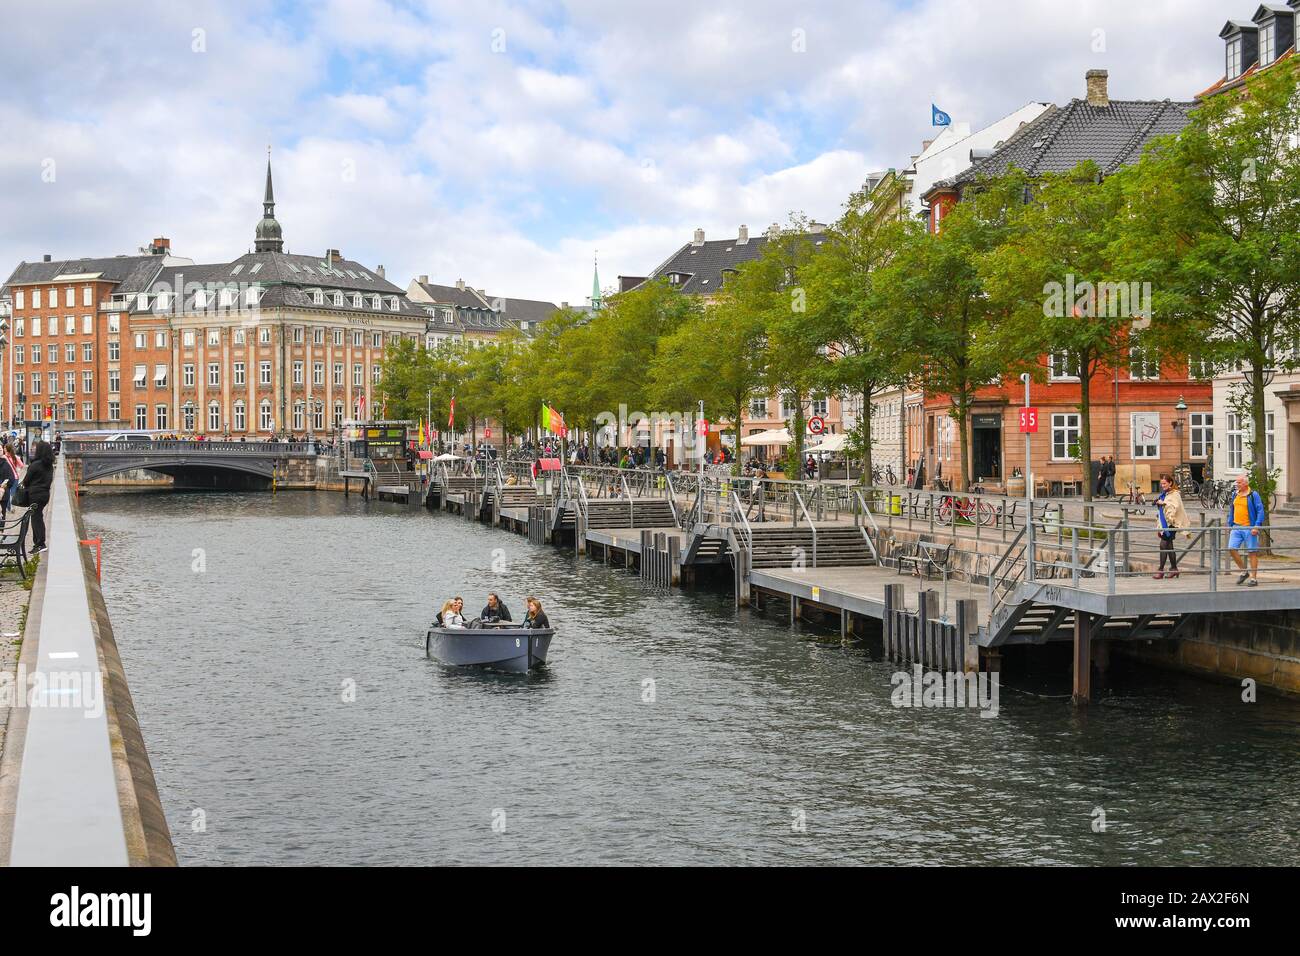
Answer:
[
  {"xmin": 448, "ymin": 394, "xmax": 455, "ymax": 430},
  {"xmin": 541, "ymin": 404, "xmax": 567, "ymax": 438}
]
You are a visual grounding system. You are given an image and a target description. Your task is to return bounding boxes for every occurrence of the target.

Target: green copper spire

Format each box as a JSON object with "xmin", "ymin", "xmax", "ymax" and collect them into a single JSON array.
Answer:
[{"xmin": 591, "ymin": 253, "xmax": 602, "ymax": 310}]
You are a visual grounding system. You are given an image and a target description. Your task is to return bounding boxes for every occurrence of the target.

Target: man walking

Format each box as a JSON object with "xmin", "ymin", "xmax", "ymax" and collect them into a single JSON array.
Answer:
[{"xmin": 1227, "ymin": 474, "xmax": 1265, "ymax": 587}]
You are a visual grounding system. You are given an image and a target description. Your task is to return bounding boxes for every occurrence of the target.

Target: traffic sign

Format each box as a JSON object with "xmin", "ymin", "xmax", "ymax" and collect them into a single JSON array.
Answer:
[
  {"xmin": 808, "ymin": 416, "xmax": 826, "ymax": 435},
  {"xmin": 1019, "ymin": 407, "xmax": 1040, "ymax": 434}
]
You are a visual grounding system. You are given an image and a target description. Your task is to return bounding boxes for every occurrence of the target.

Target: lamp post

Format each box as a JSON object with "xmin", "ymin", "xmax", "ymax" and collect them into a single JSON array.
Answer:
[
  {"xmin": 1174, "ymin": 395, "xmax": 1188, "ymax": 473},
  {"xmin": 183, "ymin": 400, "xmax": 194, "ymax": 436}
]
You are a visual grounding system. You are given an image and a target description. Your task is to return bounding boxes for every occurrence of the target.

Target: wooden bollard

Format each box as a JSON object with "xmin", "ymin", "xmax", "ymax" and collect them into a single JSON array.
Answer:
[
  {"xmin": 956, "ymin": 599, "xmax": 980, "ymax": 673},
  {"xmin": 668, "ymin": 535, "xmax": 681, "ymax": 586},
  {"xmin": 918, "ymin": 590, "xmax": 939, "ymax": 668},
  {"xmin": 883, "ymin": 583, "xmax": 903, "ymax": 662}
]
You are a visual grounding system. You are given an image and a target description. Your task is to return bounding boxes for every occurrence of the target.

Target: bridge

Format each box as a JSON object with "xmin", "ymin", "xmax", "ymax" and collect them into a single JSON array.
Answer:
[{"xmin": 63, "ymin": 440, "xmax": 319, "ymax": 490}]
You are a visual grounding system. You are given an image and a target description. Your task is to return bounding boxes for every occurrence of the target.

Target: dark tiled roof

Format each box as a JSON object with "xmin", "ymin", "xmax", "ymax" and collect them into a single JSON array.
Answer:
[
  {"xmin": 3, "ymin": 255, "xmax": 163, "ymax": 294},
  {"xmin": 491, "ymin": 296, "xmax": 558, "ymax": 325},
  {"xmin": 937, "ymin": 98, "xmax": 1194, "ymax": 190},
  {"xmin": 414, "ymin": 280, "xmax": 491, "ymax": 310},
  {"xmin": 646, "ymin": 236, "xmax": 773, "ymax": 295}
]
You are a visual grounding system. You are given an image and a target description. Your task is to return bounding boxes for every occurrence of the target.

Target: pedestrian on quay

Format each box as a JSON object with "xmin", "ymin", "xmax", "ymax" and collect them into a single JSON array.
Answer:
[
  {"xmin": 0, "ymin": 436, "xmax": 22, "ymax": 520},
  {"xmin": 20, "ymin": 440, "xmax": 55, "ymax": 555},
  {"xmin": 1227, "ymin": 474, "xmax": 1265, "ymax": 587},
  {"xmin": 1103, "ymin": 456, "xmax": 1116, "ymax": 497},
  {"xmin": 1153, "ymin": 474, "xmax": 1189, "ymax": 580}
]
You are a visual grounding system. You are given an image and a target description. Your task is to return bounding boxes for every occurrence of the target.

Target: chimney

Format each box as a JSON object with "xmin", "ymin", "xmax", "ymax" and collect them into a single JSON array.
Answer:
[
  {"xmin": 376, "ymin": 264, "xmax": 385, "ymax": 278},
  {"xmin": 43, "ymin": 254, "xmax": 51, "ymax": 262},
  {"xmin": 737, "ymin": 225, "xmax": 749, "ymax": 244},
  {"xmin": 418, "ymin": 274, "xmax": 428, "ymax": 285},
  {"xmin": 151, "ymin": 237, "xmax": 171, "ymax": 255},
  {"xmin": 560, "ymin": 301, "xmax": 569, "ymax": 309},
  {"xmin": 691, "ymin": 227, "xmax": 705, "ymax": 246},
  {"xmin": 765, "ymin": 223, "xmax": 781, "ymax": 240},
  {"xmin": 1086, "ymin": 69, "xmax": 1109, "ymax": 108},
  {"xmin": 455, "ymin": 278, "xmax": 466, "ymax": 290},
  {"xmin": 326, "ymin": 248, "xmax": 342, "ymax": 262}
]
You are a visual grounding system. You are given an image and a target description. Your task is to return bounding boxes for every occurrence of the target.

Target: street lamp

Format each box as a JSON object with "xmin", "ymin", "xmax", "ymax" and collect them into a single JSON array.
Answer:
[
  {"xmin": 1174, "ymin": 395, "xmax": 1188, "ymax": 470},
  {"xmin": 183, "ymin": 400, "xmax": 195, "ymax": 435}
]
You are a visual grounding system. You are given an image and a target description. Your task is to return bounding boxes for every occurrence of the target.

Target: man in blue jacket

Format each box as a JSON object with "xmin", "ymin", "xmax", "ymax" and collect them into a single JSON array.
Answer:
[{"xmin": 1227, "ymin": 474, "xmax": 1265, "ymax": 587}]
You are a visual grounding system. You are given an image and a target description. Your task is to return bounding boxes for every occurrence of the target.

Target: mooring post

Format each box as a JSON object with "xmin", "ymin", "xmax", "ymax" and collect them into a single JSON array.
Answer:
[
  {"xmin": 883, "ymin": 583, "xmax": 900, "ymax": 661},
  {"xmin": 840, "ymin": 608, "xmax": 850, "ymax": 642},
  {"xmin": 957, "ymin": 598, "xmax": 980, "ymax": 673},
  {"xmin": 790, "ymin": 594, "xmax": 799, "ymax": 627},
  {"xmin": 921, "ymin": 590, "xmax": 939, "ymax": 668},
  {"xmin": 1073, "ymin": 611, "xmax": 1091, "ymax": 705},
  {"xmin": 668, "ymin": 535, "xmax": 681, "ymax": 586}
]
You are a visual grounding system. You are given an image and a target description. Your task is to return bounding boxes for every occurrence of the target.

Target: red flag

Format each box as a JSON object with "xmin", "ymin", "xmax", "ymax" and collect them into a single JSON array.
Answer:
[{"xmin": 448, "ymin": 395, "xmax": 455, "ymax": 429}]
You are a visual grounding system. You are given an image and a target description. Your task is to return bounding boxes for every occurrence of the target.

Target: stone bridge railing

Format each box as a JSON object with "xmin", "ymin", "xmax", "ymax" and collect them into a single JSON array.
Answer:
[{"xmin": 63, "ymin": 440, "xmax": 320, "ymax": 457}]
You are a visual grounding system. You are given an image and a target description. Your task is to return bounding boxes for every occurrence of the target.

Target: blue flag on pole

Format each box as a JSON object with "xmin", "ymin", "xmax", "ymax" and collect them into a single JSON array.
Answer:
[{"xmin": 932, "ymin": 104, "xmax": 952, "ymax": 127}]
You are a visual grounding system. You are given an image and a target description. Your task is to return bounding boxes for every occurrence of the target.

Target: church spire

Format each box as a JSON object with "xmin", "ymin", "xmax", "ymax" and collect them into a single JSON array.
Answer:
[
  {"xmin": 255, "ymin": 148, "xmax": 284, "ymax": 253},
  {"xmin": 591, "ymin": 252, "xmax": 602, "ymax": 310}
]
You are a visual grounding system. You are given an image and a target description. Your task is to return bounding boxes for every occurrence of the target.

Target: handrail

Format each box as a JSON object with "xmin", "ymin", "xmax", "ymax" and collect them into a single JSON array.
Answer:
[
  {"xmin": 664, "ymin": 471, "xmax": 682, "ymax": 529},
  {"xmin": 792, "ymin": 488, "xmax": 818, "ymax": 568},
  {"xmin": 730, "ymin": 490, "xmax": 753, "ymax": 552},
  {"xmin": 620, "ymin": 472, "xmax": 635, "ymax": 526},
  {"xmin": 852, "ymin": 488, "xmax": 882, "ymax": 565}
]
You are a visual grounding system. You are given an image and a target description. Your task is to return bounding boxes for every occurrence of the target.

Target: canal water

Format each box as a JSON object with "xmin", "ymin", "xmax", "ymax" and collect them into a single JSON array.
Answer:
[{"xmin": 82, "ymin": 492, "xmax": 1300, "ymax": 866}]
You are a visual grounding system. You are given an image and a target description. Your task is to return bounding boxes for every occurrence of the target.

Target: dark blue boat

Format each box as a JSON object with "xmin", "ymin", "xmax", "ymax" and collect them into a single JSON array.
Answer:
[{"xmin": 425, "ymin": 625, "xmax": 555, "ymax": 673}]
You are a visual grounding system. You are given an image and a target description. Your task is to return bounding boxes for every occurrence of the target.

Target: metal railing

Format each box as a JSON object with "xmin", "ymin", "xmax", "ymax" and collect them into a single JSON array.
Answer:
[
  {"xmin": 792, "ymin": 488, "xmax": 819, "ymax": 568},
  {"xmin": 64, "ymin": 439, "xmax": 318, "ymax": 455}
]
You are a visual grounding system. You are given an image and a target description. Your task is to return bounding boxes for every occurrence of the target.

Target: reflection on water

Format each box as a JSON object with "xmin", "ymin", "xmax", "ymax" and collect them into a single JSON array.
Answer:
[{"xmin": 82, "ymin": 491, "xmax": 1300, "ymax": 865}]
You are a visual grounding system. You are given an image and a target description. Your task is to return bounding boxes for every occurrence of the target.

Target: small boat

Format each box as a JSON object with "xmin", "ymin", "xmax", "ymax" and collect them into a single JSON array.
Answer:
[{"xmin": 425, "ymin": 624, "xmax": 555, "ymax": 673}]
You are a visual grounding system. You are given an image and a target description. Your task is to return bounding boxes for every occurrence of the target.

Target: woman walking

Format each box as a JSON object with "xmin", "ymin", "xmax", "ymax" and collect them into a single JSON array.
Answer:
[
  {"xmin": 1153, "ymin": 473, "xmax": 1189, "ymax": 580},
  {"xmin": 20, "ymin": 440, "xmax": 55, "ymax": 555}
]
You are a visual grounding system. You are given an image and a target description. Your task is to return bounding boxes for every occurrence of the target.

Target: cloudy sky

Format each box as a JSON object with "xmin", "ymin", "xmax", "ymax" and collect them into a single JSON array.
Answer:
[{"xmin": 1, "ymin": 0, "xmax": 1232, "ymax": 303}]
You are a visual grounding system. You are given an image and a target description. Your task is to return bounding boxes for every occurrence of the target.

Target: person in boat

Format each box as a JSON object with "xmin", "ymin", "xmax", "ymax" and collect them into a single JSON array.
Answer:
[
  {"xmin": 522, "ymin": 597, "xmax": 550, "ymax": 630},
  {"xmin": 480, "ymin": 593, "xmax": 512, "ymax": 624},
  {"xmin": 438, "ymin": 597, "xmax": 467, "ymax": 628}
]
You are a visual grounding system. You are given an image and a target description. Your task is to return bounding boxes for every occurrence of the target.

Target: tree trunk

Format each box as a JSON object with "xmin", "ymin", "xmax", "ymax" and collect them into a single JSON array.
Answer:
[
  {"xmin": 956, "ymin": 394, "xmax": 970, "ymax": 493},
  {"xmin": 792, "ymin": 391, "xmax": 806, "ymax": 478},
  {"xmin": 861, "ymin": 385, "xmax": 873, "ymax": 485},
  {"xmin": 1251, "ymin": 361, "xmax": 1271, "ymax": 550},
  {"xmin": 734, "ymin": 396, "xmax": 746, "ymax": 477},
  {"xmin": 1079, "ymin": 354, "xmax": 1093, "ymax": 505}
]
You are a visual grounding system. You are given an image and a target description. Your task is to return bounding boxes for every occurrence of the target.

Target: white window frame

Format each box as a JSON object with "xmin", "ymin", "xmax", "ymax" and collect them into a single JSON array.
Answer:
[
  {"xmin": 1189, "ymin": 412, "xmax": 1213, "ymax": 460},
  {"xmin": 1051, "ymin": 413, "xmax": 1081, "ymax": 461}
]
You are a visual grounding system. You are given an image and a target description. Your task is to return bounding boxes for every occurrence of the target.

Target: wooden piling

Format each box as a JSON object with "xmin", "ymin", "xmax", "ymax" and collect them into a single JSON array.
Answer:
[{"xmin": 1073, "ymin": 611, "xmax": 1091, "ymax": 705}]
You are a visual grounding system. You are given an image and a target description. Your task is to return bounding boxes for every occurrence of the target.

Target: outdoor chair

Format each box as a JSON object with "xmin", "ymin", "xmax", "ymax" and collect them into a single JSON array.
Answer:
[{"xmin": 0, "ymin": 511, "xmax": 33, "ymax": 581}]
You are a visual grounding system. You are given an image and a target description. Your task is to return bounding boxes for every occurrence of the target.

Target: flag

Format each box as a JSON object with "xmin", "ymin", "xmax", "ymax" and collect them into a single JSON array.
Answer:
[
  {"xmin": 540, "ymin": 404, "xmax": 551, "ymax": 432},
  {"xmin": 448, "ymin": 394, "xmax": 455, "ymax": 430},
  {"xmin": 931, "ymin": 104, "xmax": 952, "ymax": 127},
  {"xmin": 541, "ymin": 404, "xmax": 566, "ymax": 438},
  {"xmin": 418, "ymin": 420, "xmax": 425, "ymax": 446}
]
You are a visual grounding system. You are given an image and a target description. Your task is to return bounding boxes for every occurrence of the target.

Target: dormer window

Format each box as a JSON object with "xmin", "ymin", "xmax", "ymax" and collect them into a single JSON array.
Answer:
[
  {"xmin": 371, "ymin": 294, "xmax": 382, "ymax": 310},
  {"xmin": 353, "ymin": 293, "xmax": 363, "ymax": 308},
  {"xmin": 1259, "ymin": 20, "xmax": 1275, "ymax": 67},
  {"xmin": 333, "ymin": 291, "xmax": 344, "ymax": 307},
  {"xmin": 311, "ymin": 289, "xmax": 324, "ymax": 305},
  {"xmin": 1227, "ymin": 35, "xmax": 1243, "ymax": 78},
  {"xmin": 388, "ymin": 296, "xmax": 399, "ymax": 311}
]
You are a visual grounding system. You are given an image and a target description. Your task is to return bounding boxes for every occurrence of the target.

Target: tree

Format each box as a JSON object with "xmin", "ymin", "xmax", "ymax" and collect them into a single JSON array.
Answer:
[
  {"xmin": 982, "ymin": 162, "xmax": 1136, "ymax": 503},
  {"xmin": 872, "ymin": 174, "xmax": 1034, "ymax": 490},
  {"xmin": 800, "ymin": 185, "xmax": 911, "ymax": 483},
  {"xmin": 1115, "ymin": 59, "xmax": 1300, "ymax": 521}
]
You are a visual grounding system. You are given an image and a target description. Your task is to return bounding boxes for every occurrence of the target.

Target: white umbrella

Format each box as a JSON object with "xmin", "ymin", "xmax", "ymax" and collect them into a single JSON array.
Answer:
[
  {"xmin": 741, "ymin": 428, "xmax": 793, "ymax": 447},
  {"xmin": 434, "ymin": 453, "xmax": 463, "ymax": 462},
  {"xmin": 805, "ymin": 433, "xmax": 847, "ymax": 454}
]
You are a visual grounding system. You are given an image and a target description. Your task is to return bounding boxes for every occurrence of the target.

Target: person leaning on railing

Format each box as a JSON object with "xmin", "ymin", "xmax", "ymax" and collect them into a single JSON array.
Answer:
[
  {"xmin": 1153, "ymin": 474, "xmax": 1190, "ymax": 580},
  {"xmin": 1227, "ymin": 474, "xmax": 1265, "ymax": 587}
]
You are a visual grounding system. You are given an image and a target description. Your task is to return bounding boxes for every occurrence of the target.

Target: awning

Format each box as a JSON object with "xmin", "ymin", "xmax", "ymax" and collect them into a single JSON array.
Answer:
[
  {"xmin": 538, "ymin": 457, "xmax": 563, "ymax": 472},
  {"xmin": 741, "ymin": 428, "xmax": 792, "ymax": 446},
  {"xmin": 806, "ymin": 433, "xmax": 847, "ymax": 454},
  {"xmin": 434, "ymin": 453, "xmax": 462, "ymax": 462},
  {"xmin": 417, "ymin": 450, "xmax": 433, "ymax": 460}
]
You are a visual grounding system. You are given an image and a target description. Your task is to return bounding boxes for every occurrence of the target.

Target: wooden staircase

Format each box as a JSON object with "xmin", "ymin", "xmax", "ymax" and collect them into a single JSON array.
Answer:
[
  {"xmin": 747, "ymin": 524, "xmax": 876, "ymax": 569},
  {"xmin": 583, "ymin": 499, "xmax": 678, "ymax": 530}
]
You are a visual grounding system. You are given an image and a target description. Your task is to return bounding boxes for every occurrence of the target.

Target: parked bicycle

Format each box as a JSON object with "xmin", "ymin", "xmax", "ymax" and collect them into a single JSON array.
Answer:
[
  {"xmin": 935, "ymin": 494, "xmax": 997, "ymax": 527},
  {"xmin": 870, "ymin": 464, "xmax": 898, "ymax": 486}
]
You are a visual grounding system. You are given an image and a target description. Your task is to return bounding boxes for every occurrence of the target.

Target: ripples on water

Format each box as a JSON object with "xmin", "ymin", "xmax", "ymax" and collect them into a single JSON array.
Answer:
[{"xmin": 81, "ymin": 491, "xmax": 1300, "ymax": 866}]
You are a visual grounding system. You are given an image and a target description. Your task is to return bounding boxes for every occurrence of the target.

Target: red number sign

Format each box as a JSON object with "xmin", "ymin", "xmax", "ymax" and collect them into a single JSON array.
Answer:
[{"xmin": 1019, "ymin": 407, "xmax": 1040, "ymax": 434}]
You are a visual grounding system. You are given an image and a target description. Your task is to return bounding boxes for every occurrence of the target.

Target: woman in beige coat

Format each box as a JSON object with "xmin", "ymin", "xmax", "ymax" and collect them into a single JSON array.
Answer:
[{"xmin": 1154, "ymin": 474, "xmax": 1190, "ymax": 579}]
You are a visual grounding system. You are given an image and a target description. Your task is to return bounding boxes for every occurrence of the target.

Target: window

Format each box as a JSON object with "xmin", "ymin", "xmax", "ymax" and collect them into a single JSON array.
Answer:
[
  {"xmin": 333, "ymin": 291, "xmax": 344, "ymax": 307},
  {"xmin": 234, "ymin": 328, "xmax": 246, "ymax": 346},
  {"xmin": 109, "ymin": 401, "xmax": 120, "ymax": 422},
  {"xmin": 155, "ymin": 331, "xmax": 167, "ymax": 349},
  {"xmin": 83, "ymin": 343, "xmax": 93, "ymax": 361},
  {"xmin": 183, "ymin": 330, "xmax": 195, "ymax": 348},
  {"xmin": 108, "ymin": 313, "xmax": 120, "ymax": 333},
  {"xmin": 1049, "ymin": 350, "xmax": 1079, "ymax": 380},
  {"xmin": 811, "ymin": 395, "xmax": 829, "ymax": 418},
  {"xmin": 353, "ymin": 363, "xmax": 363, "ymax": 386},
  {"xmin": 352, "ymin": 293, "xmax": 362, "ymax": 309},
  {"xmin": 14, "ymin": 374, "xmax": 23, "ymax": 396},
  {"xmin": 14, "ymin": 291, "xmax": 22, "ymax": 310},
  {"xmin": 1131, "ymin": 412, "xmax": 1160, "ymax": 459},
  {"xmin": 183, "ymin": 364, "xmax": 194, "ymax": 386},
  {"xmin": 245, "ymin": 286, "xmax": 263, "ymax": 307},
  {"xmin": 389, "ymin": 296, "xmax": 399, "ymax": 312},
  {"xmin": 372, "ymin": 364, "xmax": 381, "ymax": 384},
  {"xmin": 313, "ymin": 362, "xmax": 324, "ymax": 386},
  {"xmin": 749, "ymin": 397, "xmax": 768, "ymax": 419},
  {"xmin": 154, "ymin": 292, "xmax": 170, "ymax": 312},
  {"xmin": 151, "ymin": 365, "xmax": 166, "ymax": 390},
  {"xmin": 65, "ymin": 287, "xmax": 74, "ymax": 307},
  {"xmin": 313, "ymin": 403, "xmax": 324, "ymax": 430},
  {"xmin": 135, "ymin": 404, "xmax": 148, "ymax": 429},
  {"xmin": 259, "ymin": 327, "xmax": 271, "ymax": 345},
  {"xmin": 208, "ymin": 363, "xmax": 220, "ymax": 386},
  {"xmin": 1051, "ymin": 413, "xmax": 1081, "ymax": 461},
  {"xmin": 47, "ymin": 344, "xmax": 57, "ymax": 364},
  {"xmin": 66, "ymin": 343, "xmax": 75, "ymax": 362},
  {"xmin": 108, "ymin": 370, "xmax": 120, "ymax": 393},
  {"xmin": 14, "ymin": 318, "xmax": 23, "ymax": 337},
  {"xmin": 293, "ymin": 361, "xmax": 303, "ymax": 385},
  {"xmin": 260, "ymin": 361, "xmax": 272, "ymax": 386},
  {"xmin": 156, "ymin": 404, "xmax": 169, "ymax": 430},
  {"xmin": 333, "ymin": 363, "xmax": 344, "ymax": 387},
  {"xmin": 313, "ymin": 327, "xmax": 324, "ymax": 345},
  {"xmin": 312, "ymin": 289, "xmax": 324, "ymax": 305},
  {"xmin": 133, "ymin": 364, "xmax": 146, "ymax": 388},
  {"xmin": 209, "ymin": 402, "xmax": 221, "ymax": 432},
  {"xmin": 1267, "ymin": 412, "xmax": 1277, "ymax": 470},
  {"xmin": 83, "ymin": 315, "xmax": 93, "ymax": 334},
  {"xmin": 65, "ymin": 315, "xmax": 75, "ymax": 335},
  {"xmin": 234, "ymin": 362, "xmax": 246, "ymax": 386},
  {"xmin": 1227, "ymin": 37, "xmax": 1243, "ymax": 79},
  {"xmin": 333, "ymin": 329, "xmax": 344, "ymax": 346},
  {"xmin": 83, "ymin": 371, "xmax": 93, "ymax": 393},
  {"xmin": 14, "ymin": 346, "xmax": 22, "ymax": 365},
  {"xmin": 1129, "ymin": 346, "xmax": 1159, "ymax": 381},
  {"xmin": 208, "ymin": 329, "xmax": 220, "ymax": 347},
  {"xmin": 781, "ymin": 393, "xmax": 799, "ymax": 419},
  {"xmin": 293, "ymin": 326, "xmax": 304, "ymax": 344},
  {"xmin": 371, "ymin": 295, "xmax": 381, "ymax": 311},
  {"xmin": 31, "ymin": 375, "xmax": 39, "ymax": 395},
  {"xmin": 66, "ymin": 372, "xmax": 75, "ymax": 394},
  {"xmin": 82, "ymin": 285, "xmax": 92, "ymax": 307},
  {"xmin": 1259, "ymin": 21, "xmax": 1276, "ymax": 67},
  {"xmin": 1189, "ymin": 413, "xmax": 1213, "ymax": 460},
  {"xmin": 109, "ymin": 341, "xmax": 120, "ymax": 361},
  {"xmin": 219, "ymin": 288, "xmax": 236, "ymax": 308},
  {"xmin": 234, "ymin": 401, "xmax": 246, "ymax": 431},
  {"xmin": 372, "ymin": 332, "xmax": 383, "ymax": 348},
  {"xmin": 83, "ymin": 402, "xmax": 93, "ymax": 422},
  {"xmin": 352, "ymin": 331, "xmax": 363, "ymax": 347},
  {"xmin": 293, "ymin": 403, "xmax": 305, "ymax": 430},
  {"xmin": 334, "ymin": 403, "xmax": 344, "ymax": 428},
  {"xmin": 260, "ymin": 400, "xmax": 273, "ymax": 431},
  {"xmin": 31, "ymin": 345, "xmax": 40, "ymax": 365},
  {"xmin": 47, "ymin": 289, "xmax": 56, "ymax": 308},
  {"xmin": 194, "ymin": 289, "xmax": 209, "ymax": 310},
  {"xmin": 1227, "ymin": 413, "xmax": 1245, "ymax": 470},
  {"xmin": 183, "ymin": 404, "xmax": 195, "ymax": 431},
  {"xmin": 31, "ymin": 317, "xmax": 40, "ymax": 336}
]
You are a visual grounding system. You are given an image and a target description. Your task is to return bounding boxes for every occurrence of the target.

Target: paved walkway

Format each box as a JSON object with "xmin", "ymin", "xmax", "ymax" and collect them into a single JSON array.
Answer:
[{"xmin": 1, "ymin": 471, "xmax": 128, "ymax": 866}]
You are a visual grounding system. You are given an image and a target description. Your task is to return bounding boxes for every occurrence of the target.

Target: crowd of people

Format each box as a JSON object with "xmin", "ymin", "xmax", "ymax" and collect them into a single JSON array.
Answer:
[{"xmin": 434, "ymin": 593, "xmax": 550, "ymax": 629}]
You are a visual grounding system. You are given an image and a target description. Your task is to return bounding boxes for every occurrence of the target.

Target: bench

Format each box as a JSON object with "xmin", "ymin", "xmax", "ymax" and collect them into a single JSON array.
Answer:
[
  {"xmin": 895, "ymin": 540, "xmax": 954, "ymax": 580},
  {"xmin": 0, "ymin": 512, "xmax": 32, "ymax": 580}
]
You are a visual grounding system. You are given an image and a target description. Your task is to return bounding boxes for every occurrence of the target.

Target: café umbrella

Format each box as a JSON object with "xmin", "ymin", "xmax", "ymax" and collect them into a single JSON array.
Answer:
[{"xmin": 740, "ymin": 428, "xmax": 793, "ymax": 447}]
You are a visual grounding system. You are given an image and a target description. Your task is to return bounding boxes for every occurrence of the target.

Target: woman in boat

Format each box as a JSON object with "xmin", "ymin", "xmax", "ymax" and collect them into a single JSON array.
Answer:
[
  {"xmin": 480, "ymin": 593, "xmax": 512, "ymax": 624},
  {"xmin": 439, "ymin": 597, "xmax": 467, "ymax": 628},
  {"xmin": 522, "ymin": 597, "xmax": 550, "ymax": 630}
]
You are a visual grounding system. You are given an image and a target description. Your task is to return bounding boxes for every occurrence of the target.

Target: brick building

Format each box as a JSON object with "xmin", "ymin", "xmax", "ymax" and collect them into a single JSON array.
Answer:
[{"xmin": 4, "ymin": 160, "xmax": 434, "ymax": 437}]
